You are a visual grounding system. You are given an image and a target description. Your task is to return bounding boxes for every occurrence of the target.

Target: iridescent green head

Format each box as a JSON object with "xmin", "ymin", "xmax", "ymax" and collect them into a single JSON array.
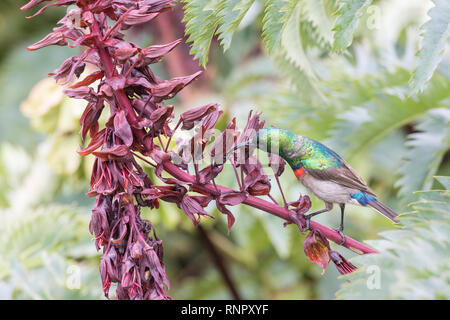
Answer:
[
  {"xmin": 233, "ymin": 127, "xmax": 304, "ymax": 169},
  {"xmin": 231, "ymin": 127, "xmax": 343, "ymax": 171},
  {"xmin": 255, "ymin": 128, "xmax": 291, "ymax": 153}
]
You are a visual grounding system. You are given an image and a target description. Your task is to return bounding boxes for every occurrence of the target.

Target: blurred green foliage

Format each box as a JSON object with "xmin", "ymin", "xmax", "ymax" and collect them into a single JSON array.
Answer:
[
  {"xmin": 337, "ymin": 176, "xmax": 450, "ymax": 299},
  {"xmin": 0, "ymin": 0, "xmax": 448, "ymax": 299}
]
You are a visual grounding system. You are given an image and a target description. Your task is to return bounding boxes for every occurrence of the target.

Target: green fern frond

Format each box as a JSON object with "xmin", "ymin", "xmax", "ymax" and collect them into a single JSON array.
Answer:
[
  {"xmin": 396, "ymin": 108, "xmax": 450, "ymax": 206},
  {"xmin": 0, "ymin": 203, "xmax": 101, "ymax": 299},
  {"xmin": 280, "ymin": 1, "xmax": 315, "ymax": 79},
  {"xmin": 0, "ymin": 205, "xmax": 90, "ymax": 268},
  {"xmin": 216, "ymin": 0, "xmax": 256, "ymax": 51},
  {"xmin": 327, "ymin": 72, "xmax": 450, "ymax": 159},
  {"xmin": 260, "ymin": 88, "xmax": 337, "ymax": 140},
  {"xmin": 336, "ymin": 176, "xmax": 450, "ymax": 299},
  {"xmin": 182, "ymin": 0, "xmax": 225, "ymax": 67},
  {"xmin": 272, "ymin": 51, "xmax": 325, "ymax": 103},
  {"xmin": 410, "ymin": 0, "xmax": 450, "ymax": 94},
  {"xmin": 301, "ymin": 0, "xmax": 335, "ymax": 47},
  {"xmin": 332, "ymin": 0, "xmax": 373, "ymax": 53},
  {"xmin": 261, "ymin": 0, "xmax": 285, "ymax": 55}
]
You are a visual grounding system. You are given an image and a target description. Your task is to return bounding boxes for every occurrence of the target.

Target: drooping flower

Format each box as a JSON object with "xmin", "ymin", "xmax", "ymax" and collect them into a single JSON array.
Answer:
[
  {"xmin": 268, "ymin": 152, "xmax": 285, "ymax": 177},
  {"xmin": 304, "ymin": 229, "xmax": 357, "ymax": 275},
  {"xmin": 210, "ymin": 117, "xmax": 239, "ymax": 165},
  {"xmin": 179, "ymin": 195, "xmax": 215, "ymax": 226},
  {"xmin": 241, "ymin": 156, "xmax": 271, "ymax": 196},
  {"xmin": 288, "ymin": 193, "xmax": 312, "ymax": 216},
  {"xmin": 137, "ymin": 39, "xmax": 182, "ymax": 67},
  {"xmin": 303, "ymin": 230, "xmax": 331, "ymax": 274},
  {"xmin": 329, "ymin": 250, "xmax": 357, "ymax": 275},
  {"xmin": 180, "ymin": 103, "xmax": 219, "ymax": 130},
  {"xmin": 151, "ymin": 71, "xmax": 203, "ymax": 101}
]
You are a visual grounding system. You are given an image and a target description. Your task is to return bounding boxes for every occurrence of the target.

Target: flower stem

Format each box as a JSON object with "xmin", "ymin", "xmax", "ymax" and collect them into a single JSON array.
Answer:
[{"xmin": 162, "ymin": 160, "xmax": 378, "ymax": 255}]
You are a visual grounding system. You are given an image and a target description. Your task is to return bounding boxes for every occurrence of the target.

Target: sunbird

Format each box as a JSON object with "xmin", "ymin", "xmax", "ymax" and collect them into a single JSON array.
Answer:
[{"xmin": 233, "ymin": 128, "xmax": 398, "ymax": 244}]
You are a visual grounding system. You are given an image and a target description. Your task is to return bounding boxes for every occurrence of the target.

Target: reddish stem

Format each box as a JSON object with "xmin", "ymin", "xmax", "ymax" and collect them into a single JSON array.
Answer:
[
  {"xmin": 162, "ymin": 160, "xmax": 378, "ymax": 255},
  {"xmin": 91, "ymin": 17, "xmax": 153, "ymax": 151}
]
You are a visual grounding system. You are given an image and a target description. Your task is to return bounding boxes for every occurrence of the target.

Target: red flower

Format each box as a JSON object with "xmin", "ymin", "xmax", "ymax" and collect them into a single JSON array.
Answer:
[
  {"xmin": 329, "ymin": 250, "xmax": 357, "ymax": 275},
  {"xmin": 180, "ymin": 103, "xmax": 218, "ymax": 130},
  {"xmin": 137, "ymin": 39, "xmax": 182, "ymax": 67},
  {"xmin": 241, "ymin": 156, "xmax": 271, "ymax": 196},
  {"xmin": 303, "ymin": 230, "xmax": 331, "ymax": 274},
  {"xmin": 210, "ymin": 117, "xmax": 239, "ymax": 165},
  {"xmin": 304, "ymin": 229, "xmax": 358, "ymax": 275},
  {"xmin": 151, "ymin": 71, "xmax": 203, "ymax": 101},
  {"xmin": 179, "ymin": 195, "xmax": 214, "ymax": 226},
  {"xmin": 48, "ymin": 55, "xmax": 86, "ymax": 85},
  {"xmin": 268, "ymin": 152, "xmax": 285, "ymax": 177},
  {"xmin": 288, "ymin": 194, "xmax": 312, "ymax": 215}
]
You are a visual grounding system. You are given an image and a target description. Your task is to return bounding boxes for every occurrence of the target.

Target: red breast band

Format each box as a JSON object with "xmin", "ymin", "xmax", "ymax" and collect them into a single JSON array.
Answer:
[{"xmin": 294, "ymin": 167, "xmax": 305, "ymax": 178}]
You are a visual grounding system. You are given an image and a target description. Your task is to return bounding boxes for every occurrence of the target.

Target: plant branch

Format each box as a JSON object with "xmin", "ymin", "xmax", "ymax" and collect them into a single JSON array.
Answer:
[{"xmin": 162, "ymin": 160, "xmax": 378, "ymax": 255}]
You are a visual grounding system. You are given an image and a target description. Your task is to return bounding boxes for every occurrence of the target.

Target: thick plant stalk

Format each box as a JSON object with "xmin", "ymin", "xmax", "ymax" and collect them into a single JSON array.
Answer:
[{"xmin": 162, "ymin": 161, "xmax": 377, "ymax": 255}]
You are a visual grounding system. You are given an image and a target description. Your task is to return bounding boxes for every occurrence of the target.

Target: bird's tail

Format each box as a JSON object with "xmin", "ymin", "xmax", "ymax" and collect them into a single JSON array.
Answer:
[
  {"xmin": 367, "ymin": 200, "xmax": 398, "ymax": 223},
  {"xmin": 352, "ymin": 192, "xmax": 398, "ymax": 223}
]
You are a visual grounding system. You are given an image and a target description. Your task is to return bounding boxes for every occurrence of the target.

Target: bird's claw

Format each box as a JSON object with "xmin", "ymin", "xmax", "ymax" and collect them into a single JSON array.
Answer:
[
  {"xmin": 304, "ymin": 217, "xmax": 311, "ymax": 231},
  {"xmin": 333, "ymin": 228, "xmax": 346, "ymax": 245}
]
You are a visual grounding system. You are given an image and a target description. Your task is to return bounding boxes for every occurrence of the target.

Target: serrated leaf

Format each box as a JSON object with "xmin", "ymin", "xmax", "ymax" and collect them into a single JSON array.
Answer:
[
  {"xmin": 182, "ymin": 0, "xmax": 225, "ymax": 67},
  {"xmin": 217, "ymin": 0, "xmax": 256, "ymax": 51},
  {"xmin": 301, "ymin": 0, "xmax": 335, "ymax": 46},
  {"xmin": 277, "ymin": 0, "xmax": 327, "ymax": 101},
  {"xmin": 281, "ymin": 8, "xmax": 315, "ymax": 78},
  {"xmin": 435, "ymin": 176, "xmax": 450, "ymax": 189},
  {"xmin": 410, "ymin": 0, "xmax": 450, "ymax": 94},
  {"xmin": 396, "ymin": 108, "xmax": 450, "ymax": 205},
  {"xmin": 337, "ymin": 176, "xmax": 450, "ymax": 300},
  {"xmin": 333, "ymin": 73, "xmax": 450, "ymax": 159},
  {"xmin": 332, "ymin": 0, "xmax": 373, "ymax": 53},
  {"xmin": 262, "ymin": 0, "xmax": 285, "ymax": 55},
  {"xmin": 272, "ymin": 51, "xmax": 325, "ymax": 103}
]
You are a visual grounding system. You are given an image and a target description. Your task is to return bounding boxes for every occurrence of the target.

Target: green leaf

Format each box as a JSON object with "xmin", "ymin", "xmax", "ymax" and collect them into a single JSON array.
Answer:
[
  {"xmin": 336, "ymin": 177, "xmax": 450, "ymax": 300},
  {"xmin": 330, "ymin": 72, "xmax": 450, "ymax": 159},
  {"xmin": 217, "ymin": 0, "xmax": 256, "ymax": 51},
  {"xmin": 410, "ymin": 0, "xmax": 450, "ymax": 94},
  {"xmin": 182, "ymin": 0, "xmax": 258, "ymax": 66},
  {"xmin": 435, "ymin": 176, "xmax": 450, "ymax": 189},
  {"xmin": 182, "ymin": 0, "xmax": 225, "ymax": 67},
  {"xmin": 301, "ymin": 0, "xmax": 335, "ymax": 46},
  {"xmin": 261, "ymin": 0, "xmax": 285, "ymax": 55},
  {"xmin": 396, "ymin": 108, "xmax": 450, "ymax": 205},
  {"xmin": 275, "ymin": 0, "xmax": 326, "ymax": 102},
  {"xmin": 332, "ymin": 0, "xmax": 373, "ymax": 53},
  {"xmin": 281, "ymin": 1, "xmax": 316, "ymax": 79}
]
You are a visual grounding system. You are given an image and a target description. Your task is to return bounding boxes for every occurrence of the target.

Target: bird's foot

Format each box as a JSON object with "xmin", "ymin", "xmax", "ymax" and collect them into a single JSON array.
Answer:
[
  {"xmin": 303, "ymin": 213, "xmax": 315, "ymax": 232},
  {"xmin": 333, "ymin": 228, "xmax": 346, "ymax": 245},
  {"xmin": 305, "ymin": 217, "xmax": 311, "ymax": 231}
]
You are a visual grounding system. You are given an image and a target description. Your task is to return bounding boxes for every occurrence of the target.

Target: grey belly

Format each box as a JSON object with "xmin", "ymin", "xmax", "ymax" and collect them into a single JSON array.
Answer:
[{"xmin": 298, "ymin": 174, "xmax": 358, "ymax": 204}]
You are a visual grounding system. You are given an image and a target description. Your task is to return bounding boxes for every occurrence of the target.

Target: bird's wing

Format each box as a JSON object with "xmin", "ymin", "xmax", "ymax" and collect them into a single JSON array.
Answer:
[{"xmin": 303, "ymin": 160, "xmax": 376, "ymax": 196}]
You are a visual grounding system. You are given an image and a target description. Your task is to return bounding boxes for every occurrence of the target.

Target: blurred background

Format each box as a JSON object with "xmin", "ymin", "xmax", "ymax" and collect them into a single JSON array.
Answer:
[{"xmin": 0, "ymin": 0, "xmax": 449, "ymax": 299}]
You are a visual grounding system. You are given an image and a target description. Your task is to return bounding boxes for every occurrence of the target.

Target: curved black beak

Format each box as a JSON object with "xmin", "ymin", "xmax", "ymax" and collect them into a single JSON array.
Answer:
[{"xmin": 226, "ymin": 141, "xmax": 251, "ymax": 159}]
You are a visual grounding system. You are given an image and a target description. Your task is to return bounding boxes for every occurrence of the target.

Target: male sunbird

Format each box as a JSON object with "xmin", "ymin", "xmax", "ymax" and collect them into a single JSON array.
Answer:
[{"xmin": 233, "ymin": 128, "xmax": 398, "ymax": 244}]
